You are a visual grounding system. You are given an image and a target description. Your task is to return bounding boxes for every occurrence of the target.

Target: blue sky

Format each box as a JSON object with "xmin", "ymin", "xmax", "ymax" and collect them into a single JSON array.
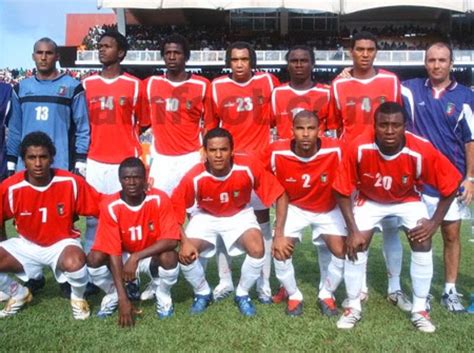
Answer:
[{"xmin": 0, "ymin": 0, "xmax": 112, "ymax": 69}]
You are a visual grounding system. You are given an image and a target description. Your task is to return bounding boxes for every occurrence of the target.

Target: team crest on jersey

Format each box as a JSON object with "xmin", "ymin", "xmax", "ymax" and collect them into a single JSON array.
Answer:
[
  {"xmin": 446, "ymin": 103, "xmax": 455, "ymax": 116},
  {"xmin": 233, "ymin": 190, "xmax": 240, "ymax": 198},
  {"xmin": 257, "ymin": 96, "xmax": 264, "ymax": 105},
  {"xmin": 402, "ymin": 175, "xmax": 409, "ymax": 184},
  {"xmin": 155, "ymin": 98, "xmax": 165, "ymax": 104},
  {"xmin": 119, "ymin": 97, "xmax": 127, "ymax": 106},
  {"xmin": 321, "ymin": 173, "xmax": 328, "ymax": 183},
  {"xmin": 148, "ymin": 221, "xmax": 155, "ymax": 232},
  {"xmin": 186, "ymin": 100, "xmax": 192, "ymax": 110},
  {"xmin": 57, "ymin": 203, "xmax": 65, "ymax": 216},
  {"xmin": 57, "ymin": 86, "xmax": 67, "ymax": 96}
]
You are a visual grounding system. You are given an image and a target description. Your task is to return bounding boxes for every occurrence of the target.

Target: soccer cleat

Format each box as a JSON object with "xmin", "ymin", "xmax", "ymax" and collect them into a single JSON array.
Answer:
[
  {"xmin": 286, "ymin": 299, "xmax": 303, "ymax": 317},
  {"xmin": 190, "ymin": 293, "xmax": 213, "ymax": 314},
  {"xmin": 342, "ymin": 291, "xmax": 368, "ymax": 309},
  {"xmin": 336, "ymin": 308, "xmax": 362, "ymax": 329},
  {"xmin": 257, "ymin": 294, "xmax": 273, "ymax": 304},
  {"xmin": 125, "ymin": 280, "xmax": 141, "ymax": 302},
  {"xmin": 71, "ymin": 299, "xmax": 90, "ymax": 320},
  {"xmin": 156, "ymin": 300, "xmax": 174, "ymax": 319},
  {"xmin": 441, "ymin": 290, "xmax": 466, "ymax": 313},
  {"xmin": 272, "ymin": 287, "xmax": 288, "ymax": 304},
  {"xmin": 96, "ymin": 293, "xmax": 119, "ymax": 319},
  {"xmin": 25, "ymin": 276, "xmax": 46, "ymax": 295},
  {"xmin": 387, "ymin": 290, "xmax": 412, "ymax": 312},
  {"xmin": 0, "ymin": 289, "xmax": 32, "ymax": 318},
  {"xmin": 425, "ymin": 294, "xmax": 434, "ymax": 312},
  {"xmin": 466, "ymin": 294, "xmax": 474, "ymax": 314},
  {"xmin": 234, "ymin": 295, "xmax": 256, "ymax": 317},
  {"xmin": 212, "ymin": 283, "xmax": 234, "ymax": 302},
  {"xmin": 411, "ymin": 311, "xmax": 436, "ymax": 333},
  {"xmin": 140, "ymin": 281, "xmax": 157, "ymax": 301},
  {"xmin": 319, "ymin": 297, "xmax": 338, "ymax": 317},
  {"xmin": 0, "ymin": 291, "xmax": 10, "ymax": 302}
]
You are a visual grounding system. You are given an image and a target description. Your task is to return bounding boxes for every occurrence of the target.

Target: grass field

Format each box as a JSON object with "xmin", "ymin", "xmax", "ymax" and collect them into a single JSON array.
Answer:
[{"xmin": 0, "ymin": 221, "xmax": 473, "ymax": 352}]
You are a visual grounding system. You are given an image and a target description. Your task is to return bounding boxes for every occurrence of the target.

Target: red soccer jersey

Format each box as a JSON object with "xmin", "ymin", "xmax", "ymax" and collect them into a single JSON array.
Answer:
[
  {"xmin": 263, "ymin": 138, "xmax": 342, "ymax": 213},
  {"xmin": 172, "ymin": 154, "xmax": 284, "ymax": 224},
  {"xmin": 271, "ymin": 83, "xmax": 330, "ymax": 139},
  {"xmin": 92, "ymin": 189, "xmax": 181, "ymax": 256},
  {"xmin": 1, "ymin": 169, "xmax": 100, "ymax": 246},
  {"xmin": 211, "ymin": 72, "xmax": 280, "ymax": 154},
  {"xmin": 327, "ymin": 69, "xmax": 402, "ymax": 143},
  {"xmin": 82, "ymin": 73, "xmax": 148, "ymax": 163},
  {"xmin": 332, "ymin": 132, "xmax": 461, "ymax": 204},
  {"xmin": 145, "ymin": 74, "xmax": 213, "ymax": 156}
]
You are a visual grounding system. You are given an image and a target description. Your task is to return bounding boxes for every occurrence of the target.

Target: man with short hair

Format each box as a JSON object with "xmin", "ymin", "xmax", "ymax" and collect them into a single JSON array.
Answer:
[
  {"xmin": 333, "ymin": 102, "xmax": 461, "ymax": 332},
  {"xmin": 264, "ymin": 110, "xmax": 346, "ymax": 317},
  {"xmin": 211, "ymin": 41, "xmax": 280, "ymax": 303},
  {"xmin": 173, "ymin": 127, "xmax": 288, "ymax": 316},
  {"xmin": 87, "ymin": 157, "xmax": 180, "ymax": 326},
  {"xmin": 0, "ymin": 131, "xmax": 99, "ymax": 320}
]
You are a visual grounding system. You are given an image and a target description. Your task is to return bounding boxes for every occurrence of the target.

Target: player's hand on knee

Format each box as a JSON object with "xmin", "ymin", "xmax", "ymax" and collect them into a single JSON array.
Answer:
[
  {"xmin": 345, "ymin": 231, "xmax": 366, "ymax": 261},
  {"xmin": 118, "ymin": 298, "xmax": 135, "ymax": 328},
  {"xmin": 179, "ymin": 241, "xmax": 198, "ymax": 265},
  {"xmin": 272, "ymin": 236, "xmax": 293, "ymax": 260},
  {"xmin": 123, "ymin": 255, "xmax": 139, "ymax": 282},
  {"xmin": 408, "ymin": 218, "xmax": 436, "ymax": 243},
  {"xmin": 459, "ymin": 180, "xmax": 474, "ymax": 205}
]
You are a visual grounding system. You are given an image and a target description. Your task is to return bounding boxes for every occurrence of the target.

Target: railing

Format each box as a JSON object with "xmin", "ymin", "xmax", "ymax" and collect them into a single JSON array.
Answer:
[{"xmin": 76, "ymin": 50, "xmax": 474, "ymax": 66}]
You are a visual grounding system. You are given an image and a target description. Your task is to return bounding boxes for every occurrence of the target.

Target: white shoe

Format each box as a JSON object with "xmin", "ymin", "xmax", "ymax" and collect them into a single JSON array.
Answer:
[
  {"xmin": 213, "ymin": 283, "xmax": 234, "ymax": 301},
  {"xmin": 96, "ymin": 292, "xmax": 118, "ymax": 318},
  {"xmin": 0, "ymin": 289, "xmax": 32, "ymax": 318},
  {"xmin": 71, "ymin": 299, "xmax": 90, "ymax": 320},
  {"xmin": 411, "ymin": 311, "xmax": 436, "ymax": 333},
  {"xmin": 336, "ymin": 308, "xmax": 362, "ymax": 329},
  {"xmin": 342, "ymin": 291, "xmax": 368, "ymax": 309},
  {"xmin": 140, "ymin": 281, "xmax": 157, "ymax": 301},
  {"xmin": 0, "ymin": 291, "xmax": 10, "ymax": 302},
  {"xmin": 387, "ymin": 290, "xmax": 412, "ymax": 312}
]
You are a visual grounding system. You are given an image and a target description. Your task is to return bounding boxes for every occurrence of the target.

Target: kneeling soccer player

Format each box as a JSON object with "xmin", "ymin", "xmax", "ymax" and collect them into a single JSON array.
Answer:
[
  {"xmin": 0, "ymin": 131, "xmax": 99, "ymax": 319},
  {"xmin": 333, "ymin": 102, "xmax": 461, "ymax": 332},
  {"xmin": 263, "ymin": 110, "xmax": 347, "ymax": 317},
  {"xmin": 87, "ymin": 157, "xmax": 180, "ymax": 327},
  {"xmin": 173, "ymin": 127, "xmax": 288, "ymax": 316}
]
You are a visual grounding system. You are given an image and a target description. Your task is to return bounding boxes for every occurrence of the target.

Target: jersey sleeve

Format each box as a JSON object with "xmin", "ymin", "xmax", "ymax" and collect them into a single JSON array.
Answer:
[
  {"xmin": 157, "ymin": 193, "xmax": 181, "ymax": 240},
  {"xmin": 326, "ymin": 83, "xmax": 342, "ymax": 133},
  {"xmin": 332, "ymin": 143, "xmax": 357, "ymax": 196},
  {"xmin": 92, "ymin": 201, "xmax": 123, "ymax": 256},
  {"xmin": 71, "ymin": 84, "xmax": 90, "ymax": 159},
  {"xmin": 459, "ymin": 92, "xmax": 474, "ymax": 143},
  {"xmin": 202, "ymin": 80, "xmax": 217, "ymax": 131},
  {"xmin": 171, "ymin": 174, "xmax": 196, "ymax": 225},
  {"xmin": 75, "ymin": 175, "xmax": 101, "ymax": 217},
  {"xmin": 136, "ymin": 79, "xmax": 150, "ymax": 128},
  {"xmin": 251, "ymin": 157, "xmax": 284, "ymax": 206},
  {"xmin": 6, "ymin": 86, "xmax": 22, "ymax": 163}
]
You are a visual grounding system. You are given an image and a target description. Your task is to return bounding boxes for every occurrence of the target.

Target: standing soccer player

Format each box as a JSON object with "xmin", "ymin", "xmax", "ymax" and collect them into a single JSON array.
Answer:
[
  {"xmin": 333, "ymin": 102, "xmax": 461, "ymax": 332},
  {"xmin": 82, "ymin": 31, "xmax": 148, "ymax": 254},
  {"xmin": 87, "ymin": 158, "xmax": 180, "ymax": 326},
  {"xmin": 264, "ymin": 110, "xmax": 346, "ymax": 317},
  {"xmin": 402, "ymin": 42, "xmax": 474, "ymax": 312},
  {"xmin": 173, "ymin": 128, "xmax": 288, "ymax": 316},
  {"xmin": 0, "ymin": 132, "xmax": 99, "ymax": 319},
  {"xmin": 211, "ymin": 41, "xmax": 279, "ymax": 303},
  {"xmin": 7, "ymin": 37, "xmax": 89, "ymax": 174},
  {"xmin": 328, "ymin": 32, "xmax": 409, "ymax": 310}
]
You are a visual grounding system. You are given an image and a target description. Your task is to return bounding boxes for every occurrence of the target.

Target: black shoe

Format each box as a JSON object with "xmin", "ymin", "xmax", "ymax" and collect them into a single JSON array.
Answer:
[
  {"xmin": 84, "ymin": 282, "xmax": 100, "ymax": 298},
  {"xmin": 59, "ymin": 282, "xmax": 72, "ymax": 299},
  {"xmin": 24, "ymin": 276, "xmax": 46, "ymax": 295},
  {"xmin": 126, "ymin": 280, "xmax": 140, "ymax": 301}
]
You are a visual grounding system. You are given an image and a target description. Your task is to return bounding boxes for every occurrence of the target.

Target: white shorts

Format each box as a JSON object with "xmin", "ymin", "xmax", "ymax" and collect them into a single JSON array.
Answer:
[
  {"xmin": 422, "ymin": 194, "xmax": 468, "ymax": 221},
  {"xmin": 284, "ymin": 205, "xmax": 347, "ymax": 245},
  {"xmin": 86, "ymin": 158, "xmax": 121, "ymax": 195},
  {"xmin": 250, "ymin": 190, "xmax": 268, "ymax": 211},
  {"xmin": 0, "ymin": 237, "xmax": 83, "ymax": 283},
  {"xmin": 185, "ymin": 207, "xmax": 261, "ymax": 258},
  {"xmin": 354, "ymin": 200, "xmax": 429, "ymax": 232},
  {"xmin": 149, "ymin": 150, "xmax": 201, "ymax": 196}
]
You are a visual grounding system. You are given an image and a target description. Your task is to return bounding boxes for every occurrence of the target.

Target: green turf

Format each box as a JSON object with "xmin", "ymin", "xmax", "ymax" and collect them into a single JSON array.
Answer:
[{"xmin": 0, "ymin": 220, "xmax": 473, "ymax": 352}]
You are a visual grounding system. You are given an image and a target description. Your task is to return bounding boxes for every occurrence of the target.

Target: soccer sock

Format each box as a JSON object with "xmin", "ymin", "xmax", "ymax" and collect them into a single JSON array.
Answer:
[
  {"xmin": 65, "ymin": 265, "xmax": 89, "ymax": 300},
  {"xmin": 344, "ymin": 251, "xmax": 368, "ymax": 311},
  {"xmin": 274, "ymin": 258, "xmax": 299, "ymax": 298},
  {"xmin": 0, "ymin": 274, "xmax": 26, "ymax": 298},
  {"xmin": 88, "ymin": 266, "xmax": 115, "ymax": 294},
  {"xmin": 236, "ymin": 255, "xmax": 265, "ymax": 297},
  {"xmin": 382, "ymin": 218, "xmax": 403, "ymax": 294},
  {"xmin": 316, "ymin": 242, "xmax": 331, "ymax": 290},
  {"xmin": 361, "ymin": 249, "xmax": 369, "ymax": 294},
  {"xmin": 84, "ymin": 216, "xmax": 98, "ymax": 254},
  {"xmin": 444, "ymin": 282, "xmax": 456, "ymax": 294},
  {"xmin": 410, "ymin": 250, "xmax": 433, "ymax": 313},
  {"xmin": 180, "ymin": 260, "xmax": 211, "ymax": 296},
  {"xmin": 256, "ymin": 221, "xmax": 272, "ymax": 297},
  {"xmin": 216, "ymin": 238, "xmax": 233, "ymax": 288},
  {"xmin": 319, "ymin": 256, "xmax": 344, "ymax": 300},
  {"xmin": 154, "ymin": 265, "xmax": 179, "ymax": 304}
]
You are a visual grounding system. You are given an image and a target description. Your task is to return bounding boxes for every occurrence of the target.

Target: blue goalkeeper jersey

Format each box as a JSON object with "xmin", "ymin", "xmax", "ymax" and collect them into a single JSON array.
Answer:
[
  {"xmin": 7, "ymin": 73, "xmax": 90, "ymax": 170},
  {"xmin": 402, "ymin": 78, "xmax": 474, "ymax": 196},
  {"xmin": 0, "ymin": 83, "xmax": 12, "ymax": 179}
]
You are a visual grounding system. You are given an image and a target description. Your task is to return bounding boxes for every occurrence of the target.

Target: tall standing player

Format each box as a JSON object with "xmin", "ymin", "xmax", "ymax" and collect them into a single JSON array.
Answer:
[
  {"xmin": 173, "ymin": 128, "xmax": 288, "ymax": 316},
  {"xmin": 332, "ymin": 102, "xmax": 461, "ymax": 332},
  {"xmin": 328, "ymin": 32, "xmax": 409, "ymax": 310},
  {"xmin": 211, "ymin": 41, "xmax": 279, "ymax": 303},
  {"xmin": 0, "ymin": 132, "xmax": 100, "ymax": 319},
  {"xmin": 87, "ymin": 158, "xmax": 180, "ymax": 326},
  {"xmin": 402, "ymin": 42, "xmax": 474, "ymax": 312}
]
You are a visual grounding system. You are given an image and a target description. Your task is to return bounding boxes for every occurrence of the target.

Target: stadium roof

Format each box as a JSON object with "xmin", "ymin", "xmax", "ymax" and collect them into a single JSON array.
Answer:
[{"xmin": 97, "ymin": 0, "xmax": 473, "ymax": 13}]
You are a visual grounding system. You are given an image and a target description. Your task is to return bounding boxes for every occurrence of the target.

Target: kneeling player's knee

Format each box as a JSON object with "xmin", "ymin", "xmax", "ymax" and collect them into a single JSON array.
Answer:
[
  {"xmin": 158, "ymin": 251, "xmax": 178, "ymax": 269},
  {"xmin": 86, "ymin": 250, "xmax": 108, "ymax": 268},
  {"xmin": 60, "ymin": 247, "xmax": 86, "ymax": 272},
  {"xmin": 247, "ymin": 245, "xmax": 264, "ymax": 259}
]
